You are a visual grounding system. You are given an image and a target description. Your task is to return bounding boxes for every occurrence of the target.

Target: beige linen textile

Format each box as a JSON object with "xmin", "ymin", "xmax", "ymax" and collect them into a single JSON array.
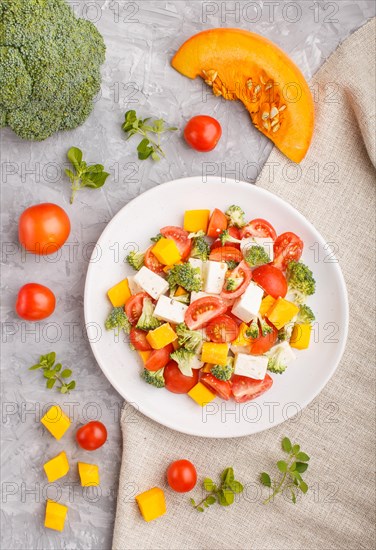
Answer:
[{"xmin": 113, "ymin": 19, "xmax": 376, "ymax": 550}]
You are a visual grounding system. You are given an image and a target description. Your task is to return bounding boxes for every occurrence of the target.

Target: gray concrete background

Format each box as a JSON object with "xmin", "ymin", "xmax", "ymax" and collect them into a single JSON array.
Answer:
[{"xmin": 1, "ymin": 1, "xmax": 375, "ymax": 548}]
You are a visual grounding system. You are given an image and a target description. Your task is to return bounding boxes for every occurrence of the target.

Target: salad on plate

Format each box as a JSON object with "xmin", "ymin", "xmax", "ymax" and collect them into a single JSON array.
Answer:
[{"xmin": 105, "ymin": 205, "xmax": 316, "ymax": 406}]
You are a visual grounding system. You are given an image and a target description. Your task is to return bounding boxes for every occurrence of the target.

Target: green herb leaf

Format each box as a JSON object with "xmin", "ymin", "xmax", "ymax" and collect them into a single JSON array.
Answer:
[
  {"xmin": 299, "ymin": 480, "xmax": 308, "ymax": 494},
  {"xmin": 67, "ymin": 147, "xmax": 83, "ymax": 170},
  {"xmin": 291, "ymin": 490, "xmax": 296, "ymax": 504},
  {"xmin": 205, "ymin": 495, "xmax": 216, "ymax": 505},
  {"xmin": 295, "ymin": 462, "xmax": 308, "ymax": 473},
  {"xmin": 277, "ymin": 460, "xmax": 287, "ymax": 473},
  {"xmin": 292, "ymin": 444, "xmax": 300, "ymax": 455},
  {"xmin": 282, "ymin": 437, "xmax": 292, "ymax": 453},
  {"xmin": 46, "ymin": 379, "xmax": 56, "ymax": 389},
  {"xmin": 260, "ymin": 472, "xmax": 271, "ymax": 487},
  {"xmin": 191, "ymin": 466, "xmax": 243, "ymax": 513},
  {"xmin": 60, "ymin": 369, "xmax": 72, "ymax": 378},
  {"xmin": 66, "ymin": 148, "xmax": 110, "ymax": 203},
  {"xmin": 190, "ymin": 498, "xmax": 196, "ymax": 506},
  {"xmin": 197, "ymin": 507, "xmax": 204, "ymax": 513},
  {"xmin": 229, "ymin": 480, "xmax": 243, "ymax": 494},
  {"xmin": 203, "ymin": 478, "xmax": 215, "ymax": 491},
  {"xmin": 29, "ymin": 352, "xmax": 76, "ymax": 394},
  {"xmin": 296, "ymin": 452, "xmax": 310, "ymax": 462},
  {"xmin": 221, "ymin": 467, "xmax": 234, "ymax": 484}
]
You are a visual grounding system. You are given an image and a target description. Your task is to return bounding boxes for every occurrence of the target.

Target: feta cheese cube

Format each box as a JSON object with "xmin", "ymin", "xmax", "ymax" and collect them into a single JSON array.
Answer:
[
  {"xmin": 190, "ymin": 290, "xmax": 217, "ymax": 303},
  {"xmin": 231, "ymin": 282, "xmax": 264, "ymax": 323},
  {"xmin": 154, "ymin": 295, "xmax": 188, "ymax": 324},
  {"xmin": 241, "ymin": 237, "xmax": 274, "ymax": 262},
  {"xmin": 234, "ymin": 353, "xmax": 269, "ymax": 380},
  {"xmin": 133, "ymin": 267, "xmax": 169, "ymax": 300},
  {"xmin": 203, "ymin": 260, "xmax": 228, "ymax": 294},
  {"xmin": 127, "ymin": 275, "xmax": 143, "ymax": 296}
]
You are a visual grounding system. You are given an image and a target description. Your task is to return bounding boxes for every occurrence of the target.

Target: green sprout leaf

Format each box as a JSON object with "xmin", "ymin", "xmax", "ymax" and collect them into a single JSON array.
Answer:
[
  {"xmin": 65, "ymin": 147, "xmax": 110, "ymax": 203},
  {"xmin": 29, "ymin": 352, "xmax": 76, "ymax": 394},
  {"xmin": 190, "ymin": 467, "xmax": 243, "ymax": 513}
]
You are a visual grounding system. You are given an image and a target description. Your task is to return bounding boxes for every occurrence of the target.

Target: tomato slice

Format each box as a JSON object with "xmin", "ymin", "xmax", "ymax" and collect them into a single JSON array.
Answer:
[
  {"xmin": 205, "ymin": 314, "xmax": 239, "ymax": 343},
  {"xmin": 231, "ymin": 374, "xmax": 273, "ymax": 403},
  {"xmin": 125, "ymin": 292, "xmax": 149, "ymax": 324},
  {"xmin": 207, "ymin": 208, "xmax": 228, "ymax": 238},
  {"xmin": 221, "ymin": 260, "xmax": 252, "ymax": 299},
  {"xmin": 160, "ymin": 226, "xmax": 192, "ymax": 259},
  {"xmin": 130, "ymin": 328, "xmax": 152, "ymax": 351},
  {"xmin": 201, "ymin": 373, "xmax": 231, "ymax": 400},
  {"xmin": 145, "ymin": 344, "xmax": 173, "ymax": 372},
  {"xmin": 240, "ymin": 218, "xmax": 277, "ymax": 240},
  {"xmin": 209, "ymin": 246, "xmax": 243, "ymax": 263},
  {"xmin": 273, "ymin": 232, "xmax": 303, "ymax": 271},
  {"xmin": 164, "ymin": 361, "xmax": 199, "ymax": 393},
  {"xmin": 249, "ymin": 320, "xmax": 278, "ymax": 354},
  {"xmin": 144, "ymin": 246, "xmax": 164, "ymax": 274},
  {"xmin": 185, "ymin": 296, "xmax": 227, "ymax": 330},
  {"xmin": 252, "ymin": 264, "xmax": 287, "ymax": 299}
]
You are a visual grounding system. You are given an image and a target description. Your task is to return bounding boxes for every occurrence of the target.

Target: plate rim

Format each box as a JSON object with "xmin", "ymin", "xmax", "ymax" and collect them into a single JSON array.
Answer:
[{"xmin": 84, "ymin": 176, "xmax": 349, "ymax": 438}]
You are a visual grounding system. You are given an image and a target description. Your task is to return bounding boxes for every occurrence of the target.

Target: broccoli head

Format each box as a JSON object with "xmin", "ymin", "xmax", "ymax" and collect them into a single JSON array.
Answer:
[
  {"xmin": 176, "ymin": 323, "xmax": 203, "ymax": 352},
  {"xmin": 170, "ymin": 348, "xmax": 202, "ymax": 377},
  {"xmin": 245, "ymin": 322, "xmax": 259, "ymax": 339},
  {"xmin": 219, "ymin": 229, "xmax": 242, "ymax": 246},
  {"xmin": 244, "ymin": 245, "xmax": 271, "ymax": 267},
  {"xmin": 224, "ymin": 273, "xmax": 244, "ymax": 292},
  {"xmin": 167, "ymin": 263, "xmax": 202, "ymax": 293},
  {"xmin": 191, "ymin": 236, "xmax": 210, "ymax": 261},
  {"xmin": 0, "ymin": 0, "xmax": 105, "ymax": 141},
  {"xmin": 141, "ymin": 368, "xmax": 165, "ymax": 388},
  {"xmin": 296, "ymin": 304, "xmax": 315, "ymax": 324},
  {"xmin": 136, "ymin": 298, "xmax": 161, "ymax": 331},
  {"xmin": 259, "ymin": 318, "xmax": 273, "ymax": 336},
  {"xmin": 211, "ymin": 358, "xmax": 234, "ymax": 381},
  {"xmin": 225, "ymin": 205, "xmax": 246, "ymax": 228},
  {"xmin": 286, "ymin": 261, "xmax": 316, "ymax": 303},
  {"xmin": 105, "ymin": 307, "xmax": 131, "ymax": 335},
  {"xmin": 126, "ymin": 250, "xmax": 145, "ymax": 271},
  {"xmin": 266, "ymin": 342, "xmax": 296, "ymax": 374}
]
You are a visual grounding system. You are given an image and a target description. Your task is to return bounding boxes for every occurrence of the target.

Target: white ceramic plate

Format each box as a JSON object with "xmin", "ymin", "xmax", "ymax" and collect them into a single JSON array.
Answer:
[{"xmin": 84, "ymin": 177, "xmax": 348, "ymax": 438}]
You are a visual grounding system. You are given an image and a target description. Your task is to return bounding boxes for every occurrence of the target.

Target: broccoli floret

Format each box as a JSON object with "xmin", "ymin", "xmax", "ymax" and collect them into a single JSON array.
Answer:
[
  {"xmin": 224, "ymin": 274, "xmax": 243, "ymax": 292},
  {"xmin": 170, "ymin": 348, "xmax": 201, "ymax": 377},
  {"xmin": 244, "ymin": 245, "xmax": 271, "ymax": 267},
  {"xmin": 176, "ymin": 323, "xmax": 203, "ymax": 352},
  {"xmin": 191, "ymin": 237, "xmax": 210, "ymax": 261},
  {"xmin": 278, "ymin": 323, "xmax": 294, "ymax": 342},
  {"xmin": 136, "ymin": 298, "xmax": 161, "ymax": 331},
  {"xmin": 173, "ymin": 293, "xmax": 191, "ymax": 305},
  {"xmin": 167, "ymin": 263, "xmax": 202, "ymax": 293},
  {"xmin": 286, "ymin": 261, "xmax": 316, "ymax": 303},
  {"xmin": 246, "ymin": 323, "xmax": 259, "ymax": 339},
  {"xmin": 219, "ymin": 229, "xmax": 242, "ymax": 246},
  {"xmin": 296, "ymin": 304, "xmax": 315, "ymax": 324},
  {"xmin": 225, "ymin": 205, "xmax": 246, "ymax": 228},
  {"xmin": 226, "ymin": 260, "xmax": 239, "ymax": 271},
  {"xmin": 259, "ymin": 318, "xmax": 273, "ymax": 336},
  {"xmin": 211, "ymin": 358, "xmax": 234, "ymax": 381},
  {"xmin": 141, "ymin": 368, "xmax": 165, "ymax": 388},
  {"xmin": 266, "ymin": 342, "xmax": 295, "ymax": 374},
  {"xmin": 105, "ymin": 307, "xmax": 131, "ymax": 335},
  {"xmin": 126, "ymin": 250, "xmax": 145, "ymax": 271},
  {"xmin": 150, "ymin": 233, "xmax": 163, "ymax": 243},
  {"xmin": 0, "ymin": 0, "xmax": 105, "ymax": 141}
]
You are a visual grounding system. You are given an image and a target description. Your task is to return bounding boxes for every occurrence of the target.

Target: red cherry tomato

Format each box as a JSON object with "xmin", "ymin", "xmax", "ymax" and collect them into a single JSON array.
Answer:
[
  {"xmin": 15, "ymin": 283, "xmax": 56, "ymax": 320},
  {"xmin": 252, "ymin": 264, "xmax": 288, "ymax": 299},
  {"xmin": 207, "ymin": 209, "xmax": 228, "ymax": 238},
  {"xmin": 184, "ymin": 115, "xmax": 222, "ymax": 152},
  {"xmin": 164, "ymin": 361, "xmax": 199, "ymax": 393},
  {"xmin": 130, "ymin": 328, "xmax": 152, "ymax": 351},
  {"xmin": 145, "ymin": 344, "xmax": 173, "ymax": 372},
  {"xmin": 167, "ymin": 459, "xmax": 197, "ymax": 492},
  {"xmin": 144, "ymin": 247, "xmax": 164, "ymax": 274},
  {"xmin": 273, "ymin": 232, "xmax": 303, "ymax": 270},
  {"xmin": 221, "ymin": 260, "xmax": 252, "ymax": 299},
  {"xmin": 125, "ymin": 292, "xmax": 149, "ymax": 325},
  {"xmin": 249, "ymin": 320, "xmax": 278, "ymax": 355},
  {"xmin": 201, "ymin": 373, "xmax": 232, "ymax": 400},
  {"xmin": 76, "ymin": 421, "xmax": 108, "ymax": 451},
  {"xmin": 240, "ymin": 218, "xmax": 277, "ymax": 241},
  {"xmin": 205, "ymin": 314, "xmax": 239, "ymax": 343},
  {"xmin": 160, "ymin": 226, "xmax": 192, "ymax": 259},
  {"xmin": 185, "ymin": 296, "xmax": 227, "ymax": 330},
  {"xmin": 18, "ymin": 203, "xmax": 70, "ymax": 255},
  {"xmin": 209, "ymin": 246, "xmax": 243, "ymax": 263},
  {"xmin": 231, "ymin": 374, "xmax": 273, "ymax": 403}
]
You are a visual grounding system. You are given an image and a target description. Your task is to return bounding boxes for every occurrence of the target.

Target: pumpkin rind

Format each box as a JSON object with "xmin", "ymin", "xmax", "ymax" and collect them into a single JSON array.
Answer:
[{"xmin": 171, "ymin": 28, "xmax": 314, "ymax": 163}]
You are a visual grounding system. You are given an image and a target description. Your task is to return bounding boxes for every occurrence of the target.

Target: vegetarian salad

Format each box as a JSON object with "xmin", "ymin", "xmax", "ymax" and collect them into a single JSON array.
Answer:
[{"xmin": 105, "ymin": 205, "xmax": 316, "ymax": 406}]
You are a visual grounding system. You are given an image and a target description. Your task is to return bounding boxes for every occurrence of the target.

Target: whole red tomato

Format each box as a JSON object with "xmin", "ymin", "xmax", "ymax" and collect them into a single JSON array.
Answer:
[
  {"xmin": 16, "ymin": 283, "xmax": 56, "ymax": 320},
  {"xmin": 19, "ymin": 203, "xmax": 71, "ymax": 255},
  {"xmin": 167, "ymin": 459, "xmax": 197, "ymax": 492},
  {"xmin": 184, "ymin": 115, "xmax": 222, "ymax": 152},
  {"xmin": 76, "ymin": 421, "xmax": 108, "ymax": 451}
]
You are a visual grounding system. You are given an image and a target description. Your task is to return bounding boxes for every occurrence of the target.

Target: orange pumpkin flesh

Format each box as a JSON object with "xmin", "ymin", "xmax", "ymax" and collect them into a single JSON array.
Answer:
[{"xmin": 171, "ymin": 29, "xmax": 314, "ymax": 163}]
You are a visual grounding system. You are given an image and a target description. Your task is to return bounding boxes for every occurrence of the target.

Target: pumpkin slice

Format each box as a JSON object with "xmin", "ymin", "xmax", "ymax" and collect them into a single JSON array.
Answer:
[{"xmin": 171, "ymin": 29, "xmax": 314, "ymax": 163}]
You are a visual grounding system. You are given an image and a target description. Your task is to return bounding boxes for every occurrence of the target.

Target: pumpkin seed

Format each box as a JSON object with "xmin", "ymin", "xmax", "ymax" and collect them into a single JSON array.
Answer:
[
  {"xmin": 247, "ymin": 79, "xmax": 253, "ymax": 90},
  {"xmin": 262, "ymin": 111, "xmax": 269, "ymax": 120},
  {"xmin": 270, "ymin": 106, "xmax": 279, "ymax": 118},
  {"xmin": 254, "ymin": 85, "xmax": 261, "ymax": 94},
  {"xmin": 265, "ymin": 83, "xmax": 273, "ymax": 90},
  {"xmin": 272, "ymin": 123, "xmax": 280, "ymax": 132},
  {"xmin": 260, "ymin": 76, "xmax": 265, "ymax": 85},
  {"xmin": 279, "ymin": 105, "xmax": 286, "ymax": 112},
  {"xmin": 262, "ymin": 120, "xmax": 271, "ymax": 131},
  {"xmin": 271, "ymin": 118, "xmax": 279, "ymax": 127}
]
